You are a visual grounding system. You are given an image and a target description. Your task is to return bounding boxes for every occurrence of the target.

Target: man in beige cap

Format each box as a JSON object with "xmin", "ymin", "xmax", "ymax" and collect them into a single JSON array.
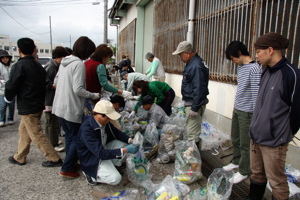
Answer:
[
  {"xmin": 172, "ymin": 41, "xmax": 209, "ymax": 146},
  {"xmin": 77, "ymin": 100, "xmax": 139, "ymax": 186},
  {"xmin": 246, "ymin": 32, "xmax": 300, "ymax": 200}
]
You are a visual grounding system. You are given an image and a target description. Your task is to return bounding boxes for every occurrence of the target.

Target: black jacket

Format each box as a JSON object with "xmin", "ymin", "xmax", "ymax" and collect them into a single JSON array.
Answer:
[
  {"xmin": 45, "ymin": 59, "xmax": 58, "ymax": 106},
  {"xmin": 5, "ymin": 56, "xmax": 46, "ymax": 115}
]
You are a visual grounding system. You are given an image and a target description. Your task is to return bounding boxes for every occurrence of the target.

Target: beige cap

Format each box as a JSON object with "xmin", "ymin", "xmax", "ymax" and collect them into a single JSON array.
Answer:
[
  {"xmin": 172, "ymin": 41, "xmax": 193, "ymax": 55},
  {"xmin": 93, "ymin": 100, "xmax": 121, "ymax": 120}
]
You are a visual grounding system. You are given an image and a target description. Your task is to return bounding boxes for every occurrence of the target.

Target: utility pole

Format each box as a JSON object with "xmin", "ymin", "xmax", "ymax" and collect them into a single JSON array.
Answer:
[
  {"xmin": 49, "ymin": 16, "xmax": 53, "ymax": 53},
  {"xmin": 104, "ymin": 0, "xmax": 107, "ymax": 44},
  {"xmin": 70, "ymin": 35, "xmax": 71, "ymax": 48}
]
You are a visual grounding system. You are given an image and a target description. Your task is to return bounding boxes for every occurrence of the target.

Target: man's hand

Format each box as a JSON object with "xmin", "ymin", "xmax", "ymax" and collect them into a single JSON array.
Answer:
[
  {"xmin": 0, "ymin": 80, "xmax": 6, "ymax": 84},
  {"xmin": 188, "ymin": 110, "xmax": 198, "ymax": 119},
  {"xmin": 125, "ymin": 144, "xmax": 140, "ymax": 154}
]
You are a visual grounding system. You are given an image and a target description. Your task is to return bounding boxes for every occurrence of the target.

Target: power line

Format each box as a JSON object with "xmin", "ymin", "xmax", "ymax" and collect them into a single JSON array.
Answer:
[
  {"xmin": 0, "ymin": 0, "xmax": 100, "ymax": 6},
  {"xmin": 0, "ymin": 6, "xmax": 49, "ymax": 35}
]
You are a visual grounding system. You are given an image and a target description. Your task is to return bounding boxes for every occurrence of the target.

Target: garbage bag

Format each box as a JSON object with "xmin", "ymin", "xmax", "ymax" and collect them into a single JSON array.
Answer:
[
  {"xmin": 82, "ymin": 98, "xmax": 95, "ymax": 122},
  {"xmin": 267, "ymin": 181, "xmax": 300, "ymax": 198},
  {"xmin": 285, "ymin": 164, "xmax": 300, "ymax": 183},
  {"xmin": 102, "ymin": 188, "xmax": 140, "ymax": 200},
  {"xmin": 144, "ymin": 123, "xmax": 159, "ymax": 146},
  {"xmin": 207, "ymin": 168, "xmax": 234, "ymax": 200},
  {"xmin": 126, "ymin": 132, "xmax": 152, "ymax": 188},
  {"xmin": 124, "ymin": 100, "xmax": 138, "ymax": 112},
  {"xmin": 184, "ymin": 187, "xmax": 208, "ymax": 200},
  {"xmin": 173, "ymin": 140, "xmax": 203, "ymax": 184}
]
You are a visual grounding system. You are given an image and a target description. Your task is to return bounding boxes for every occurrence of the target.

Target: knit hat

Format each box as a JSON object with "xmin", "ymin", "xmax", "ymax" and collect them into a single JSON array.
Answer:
[
  {"xmin": 93, "ymin": 100, "xmax": 121, "ymax": 120},
  {"xmin": 254, "ymin": 32, "xmax": 289, "ymax": 50},
  {"xmin": 0, "ymin": 50, "xmax": 12, "ymax": 59},
  {"xmin": 141, "ymin": 95, "xmax": 154, "ymax": 105},
  {"xmin": 172, "ymin": 41, "xmax": 193, "ymax": 55}
]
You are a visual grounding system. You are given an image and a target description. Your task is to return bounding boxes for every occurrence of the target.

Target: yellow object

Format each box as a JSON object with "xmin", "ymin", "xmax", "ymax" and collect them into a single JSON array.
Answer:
[
  {"xmin": 173, "ymin": 175, "xmax": 192, "ymax": 182},
  {"xmin": 156, "ymin": 192, "xmax": 168, "ymax": 200},
  {"xmin": 169, "ymin": 196, "xmax": 179, "ymax": 200}
]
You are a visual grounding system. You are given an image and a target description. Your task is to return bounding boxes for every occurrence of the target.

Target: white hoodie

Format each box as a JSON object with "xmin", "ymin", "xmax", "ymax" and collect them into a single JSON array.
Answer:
[{"xmin": 52, "ymin": 55, "xmax": 98, "ymax": 123}]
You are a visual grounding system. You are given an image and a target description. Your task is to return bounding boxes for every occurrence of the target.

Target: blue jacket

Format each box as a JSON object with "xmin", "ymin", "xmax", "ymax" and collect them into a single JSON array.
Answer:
[
  {"xmin": 77, "ymin": 115, "xmax": 130, "ymax": 178},
  {"xmin": 181, "ymin": 53, "xmax": 209, "ymax": 112},
  {"xmin": 249, "ymin": 57, "xmax": 300, "ymax": 147}
]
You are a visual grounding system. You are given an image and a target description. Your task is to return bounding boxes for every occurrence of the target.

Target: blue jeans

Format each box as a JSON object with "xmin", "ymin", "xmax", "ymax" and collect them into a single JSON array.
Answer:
[
  {"xmin": 58, "ymin": 117, "xmax": 81, "ymax": 172},
  {"xmin": 0, "ymin": 95, "xmax": 15, "ymax": 123}
]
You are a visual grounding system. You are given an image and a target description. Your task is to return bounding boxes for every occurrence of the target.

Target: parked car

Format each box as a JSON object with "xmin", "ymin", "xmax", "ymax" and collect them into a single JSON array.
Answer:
[{"xmin": 38, "ymin": 57, "xmax": 51, "ymax": 67}]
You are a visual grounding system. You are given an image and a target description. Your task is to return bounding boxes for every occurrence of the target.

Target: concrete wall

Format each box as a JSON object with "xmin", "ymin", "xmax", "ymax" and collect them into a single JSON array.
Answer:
[{"xmin": 119, "ymin": 5, "xmax": 137, "ymax": 31}]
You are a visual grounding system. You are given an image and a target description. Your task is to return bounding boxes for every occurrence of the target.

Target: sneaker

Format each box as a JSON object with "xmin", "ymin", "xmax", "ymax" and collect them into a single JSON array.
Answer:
[
  {"xmin": 42, "ymin": 158, "xmax": 63, "ymax": 167},
  {"xmin": 60, "ymin": 170, "xmax": 80, "ymax": 179},
  {"xmin": 83, "ymin": 171, "xmax": 99, "ymax": 185},
  {"xmin": 8, "ymin": 121, "xmax": 13, "ymax": 125},
  {"xmin": 0, "ymin": 122, "xmax": 4, "ymax": 127},
  {"xmin": 58, "ymin": 140, "xmax": 63, "ymax": 145},
  {"xmin": 8, "ymin": 156, "xmax": 26, "ymax": 165},
  {"xmin": 54, "ymin": 146, "xmax": 65, "ymax": 152},
  {"xmin": 229, "ymin": 172, "xmax": 248, "ymax": 184},
  {"xmin": 223, "ymin": 163, "xmax": 239, "ymax": 171}
]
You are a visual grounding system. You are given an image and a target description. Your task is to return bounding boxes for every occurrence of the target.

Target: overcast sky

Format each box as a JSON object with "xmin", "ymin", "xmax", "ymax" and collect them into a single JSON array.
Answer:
[{"xmin": 0, "ymin": 0, "xmax": 117, "ymax": 48}]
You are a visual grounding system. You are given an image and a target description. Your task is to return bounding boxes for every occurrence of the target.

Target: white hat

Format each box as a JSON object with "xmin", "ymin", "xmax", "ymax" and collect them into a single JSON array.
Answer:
[
  {"xmin": 172, "ymin": 41, "xmax": 193, "ymax": 55},
  {"xmin": 93, "ymin": 100, "xmax": 121, "ymax": 120}
]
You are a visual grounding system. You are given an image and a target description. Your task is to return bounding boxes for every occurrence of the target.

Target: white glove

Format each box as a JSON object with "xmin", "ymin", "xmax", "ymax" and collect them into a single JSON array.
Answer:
[
  {"xmin": 0, "ymin": 80, "xmax": 6, "ymax": 84},
  {"xmin": 133, "ymin": 124, "xmax": 140, "ymax": 130},
  {"xmin": 121, "ymin": 91, "xmax": 132, "ymax": 99},
  {"xmin": 133, "ymin": 117, "xmax": 139, "ymax": 122},
  {"xmin": 128, "ymin": 111, "xmax": 135, "ymax": 119},
  {"xmin": 91, "ymin": 93, "xmax": 100, "ymax": 100},
  {"xmin": 133, "ymin": 96, "xmax": 140, "ymax": 100},
  {"xmin": 188, "ymin": 110, "xmax": 198, "ymax": 119},
  {"xmin": 121, "ymin": 80, "xmax": 127, "ymax": 83}
]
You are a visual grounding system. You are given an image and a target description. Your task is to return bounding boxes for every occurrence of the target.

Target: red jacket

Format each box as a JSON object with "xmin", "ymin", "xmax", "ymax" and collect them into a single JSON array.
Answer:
[{"xmin": 85, "ymin": 59, "xmax": 102, "ymax": 94}]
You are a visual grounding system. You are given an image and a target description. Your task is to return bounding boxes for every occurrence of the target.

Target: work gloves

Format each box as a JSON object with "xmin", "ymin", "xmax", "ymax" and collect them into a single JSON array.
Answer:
[
  {"xmin": 0, "ymin": 80, "xmax": 6, "ymax": 84},
  {"xmin": 188, "ymin": 110, "xmax": 198, "ymax": 119},
  {"xmin": 121, "ymin": 91, "xmax": 132, "ymax": 99},
  {"xmin": 125, "ymin": 144, "xmax": 140, "ymax": 154},
  {"xmin": 91, "ymin": 93, "xmax": 101, "ymax": 100}
]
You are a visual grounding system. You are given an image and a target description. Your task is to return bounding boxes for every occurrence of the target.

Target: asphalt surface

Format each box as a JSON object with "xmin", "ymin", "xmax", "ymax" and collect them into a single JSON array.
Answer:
[{"xmin": 0, "ymin": 112, "xmax": 203, "ymax": 199}]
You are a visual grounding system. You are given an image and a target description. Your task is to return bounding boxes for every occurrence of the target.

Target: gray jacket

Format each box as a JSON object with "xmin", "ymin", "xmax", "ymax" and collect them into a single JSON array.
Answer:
[
  {"xmin": 0, "ymin": 63, "xmax": 11, "ymax": 95},
  {"xmin": 139, "ymin": 103, "xmax": 167, "ymax": 130},
  {"xmin": 44, "ymin": 59, "xmax": 58, "ymax": 106}
]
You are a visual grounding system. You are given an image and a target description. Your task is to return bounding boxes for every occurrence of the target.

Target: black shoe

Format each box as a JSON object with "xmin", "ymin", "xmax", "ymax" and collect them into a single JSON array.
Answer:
[
  {"xmin": 83, "ymin": 172, "xmax": 99, "ymax": 186},
  {"xmin": 8, "ymin": 156, "xmax": 26, "ymax": 165},
  {"xmin": 42, "ymin": 158, "xmax": 63, "ymax": 167}
]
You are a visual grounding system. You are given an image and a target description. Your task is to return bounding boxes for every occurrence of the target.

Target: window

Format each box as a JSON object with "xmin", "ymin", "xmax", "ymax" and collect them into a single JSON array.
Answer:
[
  {"xmin": 45, "ymin": 49, "xmax": 49, "ymax": 54},
  {"xmin": 4, "ymin": 46, "xmax": 9, "ymax": 51},
  {"xmin": 118, "ymin": 19, "xmax": 136, "ymax": 64},
  {"xmin": 12, "ymin": 46, "xmax": 17, "ymax": 51},
  {"xmin": 40, "ymin": 49, "xmax": 44, "ymax": 53}
]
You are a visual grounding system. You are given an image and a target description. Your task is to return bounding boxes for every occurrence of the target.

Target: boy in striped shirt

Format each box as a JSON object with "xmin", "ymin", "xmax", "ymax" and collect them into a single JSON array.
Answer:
[{"xmin": 223, "ymin": 41, "xmax": 262, "ymax": 184}]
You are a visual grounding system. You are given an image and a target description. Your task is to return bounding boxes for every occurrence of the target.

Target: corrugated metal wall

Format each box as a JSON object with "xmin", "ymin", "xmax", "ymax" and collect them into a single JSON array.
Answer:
[
  {"xmin": 118, "ymin": 19, "xmax": 136, "ymax": 65},
  {"xmin": 153, "ymin": 0, "xmax": 300, "ymax": 84}
]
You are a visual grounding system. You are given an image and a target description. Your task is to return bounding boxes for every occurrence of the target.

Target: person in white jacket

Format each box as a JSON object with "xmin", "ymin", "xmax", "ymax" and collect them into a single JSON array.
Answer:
[
  {"xmin": 52, "ymin": 36, "xmax": 100, "ymax": 179},
  {"xmin": 0, "ymin": 50, "xmax": 15, "ymax": 127}
]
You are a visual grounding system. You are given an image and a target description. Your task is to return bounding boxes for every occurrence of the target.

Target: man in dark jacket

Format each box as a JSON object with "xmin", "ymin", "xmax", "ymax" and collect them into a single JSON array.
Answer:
[
  {"xmin": 5, "ymin": 37, "xmax": 62, "ymax": 167},
  {"xmin": 77, "ymin": 100, "xmax": 139, "ymax": 185},
  {"xmin": 172, "ymin": 41, "xmax": 209, "ymax": 145},
  {"xmin": 44, "ymin": 46, "xmax": 68, "ymax": 148},
  {"xmin": 246, "ymin": 32, "xmax": 300, "ymax": 200}
]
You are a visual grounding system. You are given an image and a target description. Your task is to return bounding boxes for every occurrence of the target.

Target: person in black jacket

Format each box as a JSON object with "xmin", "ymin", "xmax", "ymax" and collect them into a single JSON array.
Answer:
[{"xmin": 5, "ymin": 38, "xmax": 62, "ymax": 167}]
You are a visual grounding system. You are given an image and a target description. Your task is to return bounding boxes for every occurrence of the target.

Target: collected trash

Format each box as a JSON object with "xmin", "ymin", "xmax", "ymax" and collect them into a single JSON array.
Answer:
[
  {"xmin": 267, "ymin": 181, "xmax": 300, "ymax": 198},
  {"xmin": 173, "ymin": 140, "xmax": 203, "ymax": 184},
  {"xmin": 124, "ymin": 100, "xmax": 138, "ymax": 112},
  {"xmin": 207, "ymin": 168, "xmax": 234, "ymax": 200},
  {"xmin": 82, "ymin": 98, "xmax": 95, "ymax": 122},
  {"xmin": 200, "ymin": 119, "xmax": 231, "ymax": 151},
  {"xmin": 184, "ymin": 187, "xmax": 208, "ymax": 200},
  {"xmin": 285, "ymin": 164, "xmax": 300, "ymax": 183},
  {"xmin": 145, "ymin": 123, "xmax": 159, "ymax": 147},
  {"xmin": 101, "ymin": 188, "xmax": 140, "ymax": 200}
]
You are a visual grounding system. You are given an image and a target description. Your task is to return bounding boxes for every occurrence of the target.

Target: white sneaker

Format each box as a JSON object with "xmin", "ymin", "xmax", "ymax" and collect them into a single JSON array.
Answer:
[
  {"xmin": 8, "ymin": 121, "xmax": 13, "ymax": 125},
  {"xmin": 54, "ymin": 146, "xmax": 65, "ymax": 152},
  {"xmin": 223, "ymin": 163, "xmax": 239, "ymax": 171},
  {"xmin": 0, "ymin": 122, "xmax": 4, "ymax": 127},
  {"xmin": 229, "ymin": 172, "xmax": 248, "ymax": 184},
  {"xmin": 58, "ymin": 140, "xmax": 63, "ymax": 145}
]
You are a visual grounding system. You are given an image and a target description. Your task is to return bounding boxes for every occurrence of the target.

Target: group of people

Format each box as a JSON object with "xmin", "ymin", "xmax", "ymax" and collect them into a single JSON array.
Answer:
[{"xmin": 1, "ymin": 31, "xmax": 299, "ymax": 200}]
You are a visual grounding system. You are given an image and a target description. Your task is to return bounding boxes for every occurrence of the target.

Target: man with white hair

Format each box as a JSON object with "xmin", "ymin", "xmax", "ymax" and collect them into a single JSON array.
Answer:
[
  {"xmin": 172, "ymin": 41, "xmax": 209, "ymax": 147},
  {"xmin": 144, "ymin": 52, "xmax": 165, "ymax": 82},
  {"xmin": 120, "ymin": 71, "xmax": 150, "ymax": 92}
]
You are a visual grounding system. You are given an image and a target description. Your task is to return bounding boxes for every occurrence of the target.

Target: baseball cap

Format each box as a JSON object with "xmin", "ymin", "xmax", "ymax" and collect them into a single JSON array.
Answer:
[
  {"xmin": 93, "ymin": 100, "xmax": 121, "ymax": 120},
  {"xmin": 172, "ymin": 41, "xmax": 193, "ymax": 55}
]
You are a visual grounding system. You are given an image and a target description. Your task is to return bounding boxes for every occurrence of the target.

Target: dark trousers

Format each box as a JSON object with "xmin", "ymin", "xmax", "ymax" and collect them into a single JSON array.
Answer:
[
  {"xmin": 44, "ymin": 112, "xmax": 60, "ymax": 147},
  {"xmin": 158, "ymin": 88, "xmax": 175, "ymax": 116}
]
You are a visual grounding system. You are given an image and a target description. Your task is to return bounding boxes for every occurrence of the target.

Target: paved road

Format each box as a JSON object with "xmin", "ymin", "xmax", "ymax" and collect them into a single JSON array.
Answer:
[{"xmin": 0, "ymin": 113, "xmax": 203, "ymax": 199}]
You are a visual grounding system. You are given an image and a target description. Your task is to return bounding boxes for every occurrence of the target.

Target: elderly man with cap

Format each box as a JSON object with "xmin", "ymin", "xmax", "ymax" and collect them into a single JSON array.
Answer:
[
  {"xmin": 172, "ymin": 41, "xmax": 209, "ymax": 146},
  {"xmin": 120, "ymin": 71, "xmax": 150, "ymax": 92},
  {"xmin": 246, "ymin": 32, "xmax": 300, "ymax": 200},
  {"xmin": 144, "ymin": 52, "xmax": 165, "ymax": 82},
  {"xmin": 77, "ymin": 100, "xmax": 139, "ymax": 186}
]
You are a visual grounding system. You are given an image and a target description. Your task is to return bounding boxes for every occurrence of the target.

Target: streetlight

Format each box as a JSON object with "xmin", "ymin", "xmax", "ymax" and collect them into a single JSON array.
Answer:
[{"xmin": 93, "ymin": 0, "xmax": 107, "ymax": 44}]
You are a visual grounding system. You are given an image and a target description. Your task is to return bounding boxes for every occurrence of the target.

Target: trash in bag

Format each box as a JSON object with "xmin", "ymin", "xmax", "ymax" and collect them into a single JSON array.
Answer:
[
  {"xmin": 171, "ymin": 101, "xmax": 186, "ymax": 118},
  {"xmin": 267, "ymin": 181, "xmax": 300, "ymax": 198},
  {"xmin": 82, "ymin": 98, "xmax": 95, "ymax": 122},
  {"xmin": 157, "ymin": 124, "xmax": 184, "ymax": 164},
  {"xmin": 144, "ymin": 123, "xmax": 159, "ymax": 147},
  {"xmin": 126, "ymin": 132, "xmax": 153, "ymax": 188},
  {"xmin": 285, "ymin": 164, "xmax": 300, "ymax": 183},
  {"xmin": 124, "ymin": 100, "xmax": 138, "ymax": 112},
  {"xmin": 173, "ymin": 140, "xmax": 203, "ymax": 184},
  {"xmin": 207, "ymin": 168, "xmax": 234, "ymax": 200},
  {"xmin": 120, "ymin": 111, "xmax": 138, "ymax": 138},
  {"xmin": 101, "ymin": 188, "xmax": 140, "ymax": 200},
  {"xmin": 184, "ymin": 187, "xmax": 208, "ymax": 200}
]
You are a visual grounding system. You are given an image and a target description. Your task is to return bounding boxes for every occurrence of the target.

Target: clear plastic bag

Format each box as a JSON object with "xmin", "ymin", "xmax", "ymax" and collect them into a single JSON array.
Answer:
[
  {"xmin": 104, "ymin": 188, "xmax": 140, "ymax": 200},
  {"xmin": 82, "ymin": 98, "xmax": 95, "ymax": 122},
  {"xmin": 285, "ymin": 164, "xmax": 300, "ymax": 183},
  {"xmin": 207, "ymin": 168, "xmax": 234, "ymax": 200},
  {"xmin": 173, "ymin": 140, "xmax": 203, "ymax": 184},
  {"xmin": 124, "ymin": 100, "xmax": 138, "ymax": 112},
  {"xmin": 184, "ymin": 187, "xmax": 208, "ymax": 200},
  {"xmin": 152, "ymin": 175, "xmax": 185, "ymax": 200},
  {"xmin": 144, "ymin": 123, "xmax": 159, "ymax": 146},
  {"xmin": 126, "ymin": 132, "xmax": 152, "ymax": 188}
]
